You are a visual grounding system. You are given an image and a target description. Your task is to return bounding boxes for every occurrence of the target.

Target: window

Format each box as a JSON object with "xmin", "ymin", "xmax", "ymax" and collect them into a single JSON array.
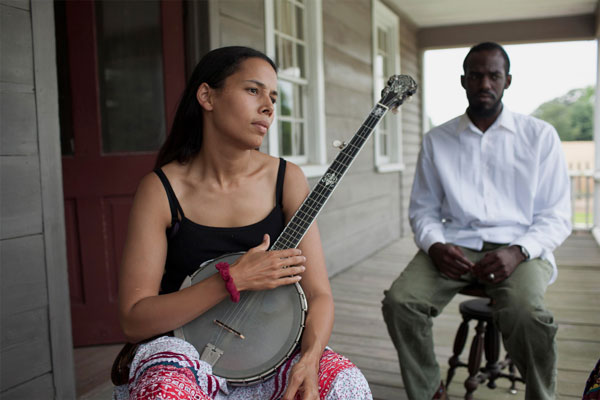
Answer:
[
  {"xmin": 265, "ymin": 0, "xmax": 327, "ymax": 177},
  {"xmin": 372, "ymin": 0, "xmax": 404, "ymax": 172}
]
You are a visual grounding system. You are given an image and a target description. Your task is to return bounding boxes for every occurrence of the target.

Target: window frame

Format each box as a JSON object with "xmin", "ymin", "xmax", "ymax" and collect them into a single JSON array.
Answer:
[
  {"xmin": 372, "ymin": 0, "xmax": 404, "ymax": 173},
  {"xmin": 265, "ymin": 0, "xmax": 327, "ymax": 177}
]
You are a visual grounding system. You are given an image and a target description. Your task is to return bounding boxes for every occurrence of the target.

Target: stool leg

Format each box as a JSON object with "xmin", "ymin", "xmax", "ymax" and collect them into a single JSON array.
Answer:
[
  {"xmin": 464, "ymin": 320, "xmax": 485, "ymax": 400},
  {"xmin": 447, "ymin": 317, "xmax": 470, "ymax": 388},
  {"xmin": 508, "ymin": 357, "xmax": 518, "ymax": 395},
  {"xmin": 484, "ymin": 322, "xmax": 501, "ymax": 389}
]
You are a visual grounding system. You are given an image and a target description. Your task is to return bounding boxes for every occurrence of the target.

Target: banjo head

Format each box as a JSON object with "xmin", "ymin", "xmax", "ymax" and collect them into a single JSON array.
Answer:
[{"xmin": 174, "ymin": 252, "xmax": 307, "ymax": 385}]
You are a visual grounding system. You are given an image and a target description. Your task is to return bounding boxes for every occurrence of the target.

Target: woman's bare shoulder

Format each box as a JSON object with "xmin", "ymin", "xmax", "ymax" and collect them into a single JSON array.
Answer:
[
  {"xmin": 283, "ymin": 160, "xmax": 308, "ymax": 187},
  {"xmin": 132, "ymin": 169, "xmax": 172, "ymax": 225},
  {"xmin": 281, "ymin": 160, "xmax": 309, "ymax": 213}
]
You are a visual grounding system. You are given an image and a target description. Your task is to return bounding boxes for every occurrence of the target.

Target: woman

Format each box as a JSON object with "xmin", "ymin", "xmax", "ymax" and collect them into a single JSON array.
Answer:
[{"xmin": 113, "ymin": 46, "xmax": 372, "ymax": 400}]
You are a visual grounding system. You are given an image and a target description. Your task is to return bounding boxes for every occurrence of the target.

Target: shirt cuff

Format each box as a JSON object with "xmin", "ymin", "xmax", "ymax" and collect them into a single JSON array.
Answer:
[
  {"xmin": 510, "ymin": 237, "xmax": 542, "ymax": 261},
  {"xmin": 420, "ymin": 231, "xmax": 446, "ymax": 254}
]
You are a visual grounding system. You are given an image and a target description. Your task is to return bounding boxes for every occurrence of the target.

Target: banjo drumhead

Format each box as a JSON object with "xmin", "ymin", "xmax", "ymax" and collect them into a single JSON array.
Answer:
[{"xmin": 176, "ymin": 253, "xmax": 307, "ymax": 385}]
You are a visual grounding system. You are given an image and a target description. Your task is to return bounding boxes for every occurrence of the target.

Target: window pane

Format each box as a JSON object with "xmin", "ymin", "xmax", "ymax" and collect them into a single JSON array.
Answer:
[
  {"xmin": 278, "ymin": 38, "xmax": 294, "ymax": 75},
  {"xmin": 296, "ymin": 122, "xmax": 305, "ymax": 155},
  {"xmin": 381, "ymin": 132, "xmax": 389, "ymax": 156},
  {"xmin": 274, "ymin": 0, "xmax": 279, "ymax": 31},
  {"xmin": 375, "ymin": 55, "xmax": 384, "ymax": 80},
  {"xmin": 297, "ymin": 84, "xmax": 304, "ymax": 118},
  {"xmin": 96, "ymin": 0, "xmax": 165, "ymax": 153},
  {"xmin": 280, "ymin": 0, "xmax": 294, "ymax": 36},
  {"xmin": 296, "ymin": 43, "xmax": 306, "ymax": 78},
  {"xmin": 295, "ymin": 5, "xmax": 304, "ymax": 40},
  {"xmin": 378, "ymin": 28, "xmax": 387, "ymax": 53},
  {"xmin": 279, "ymin": 121, "xmax": 293, "ymax": 155},
  {"xmin": 379, "ymin": 119, "xmax": 388, "ymax": 156},
  {"xmin": 279, "ymin": 81, "xmax": 294, "ymax": 116}
]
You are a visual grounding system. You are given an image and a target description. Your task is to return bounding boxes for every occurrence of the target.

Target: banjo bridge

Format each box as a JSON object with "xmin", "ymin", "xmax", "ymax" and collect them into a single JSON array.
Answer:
[
  {"xmin": 213, "ymin": 319, "xmax": 245, "ymax": 339},
  {"xmin": 200, "ymin": 343, "xmax": 224, "ymax": 366}
]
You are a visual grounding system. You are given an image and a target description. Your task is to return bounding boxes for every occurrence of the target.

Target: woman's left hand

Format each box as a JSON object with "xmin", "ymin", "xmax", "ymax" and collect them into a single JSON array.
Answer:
[{"xmin": 282, "ymin": 356, "xmax": 320, "ymax": 400}]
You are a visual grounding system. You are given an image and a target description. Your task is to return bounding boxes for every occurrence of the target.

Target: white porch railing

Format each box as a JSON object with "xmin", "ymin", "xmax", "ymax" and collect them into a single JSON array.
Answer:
[{"xmin": 569, "ymin": 170, "xmax": 595, "ymax": 230}]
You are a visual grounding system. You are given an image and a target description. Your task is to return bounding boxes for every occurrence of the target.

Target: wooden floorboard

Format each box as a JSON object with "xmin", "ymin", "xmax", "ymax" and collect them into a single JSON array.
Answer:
[
  {"xmin": 74, "ymin": 232, "xmax": 600, "ymax": 399},
  {"xmin": 328, "ymin": 232, "xmax": 600, "ymax": 399}
]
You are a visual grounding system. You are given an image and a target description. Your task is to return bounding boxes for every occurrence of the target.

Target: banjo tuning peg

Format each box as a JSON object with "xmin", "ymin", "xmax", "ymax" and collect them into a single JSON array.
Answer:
[{"xmin": 332, "ymin": 140, "xmax": 347, "ymax": 150}]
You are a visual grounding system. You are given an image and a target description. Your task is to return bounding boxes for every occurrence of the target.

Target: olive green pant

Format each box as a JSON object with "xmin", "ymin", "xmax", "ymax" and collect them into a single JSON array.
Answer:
[{"xmin": 381, "ymin": 243, "xmax": 557, "ymax": 400}]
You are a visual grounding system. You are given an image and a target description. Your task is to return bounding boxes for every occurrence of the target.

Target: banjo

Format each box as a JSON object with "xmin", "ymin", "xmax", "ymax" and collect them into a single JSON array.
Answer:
[{"xmin": 174, "ymin": 74, "xmax": 417, "ymax": 385}]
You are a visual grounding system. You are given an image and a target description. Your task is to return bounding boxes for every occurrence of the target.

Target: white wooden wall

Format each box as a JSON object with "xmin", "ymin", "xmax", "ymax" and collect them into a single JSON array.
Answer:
[{"xmin": 0, "ymin": 0, "xmax": 75, "ymax": 398}]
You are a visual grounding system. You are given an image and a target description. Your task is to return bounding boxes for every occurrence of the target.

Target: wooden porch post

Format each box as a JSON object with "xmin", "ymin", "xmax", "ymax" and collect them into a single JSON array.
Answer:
[
  {"xmin": 593, "ymin": 3, "xmax": 600, "ymax": 243},
  {"xmin": 31, "ymin": 0, "xmax": 76, "ymax": 397}
]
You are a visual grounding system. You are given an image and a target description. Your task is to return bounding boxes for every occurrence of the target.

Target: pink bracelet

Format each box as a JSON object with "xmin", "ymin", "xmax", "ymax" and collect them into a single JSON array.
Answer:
[{"xmin": 215, "ymin": 262, "xmax": 240, "ymax": 302}]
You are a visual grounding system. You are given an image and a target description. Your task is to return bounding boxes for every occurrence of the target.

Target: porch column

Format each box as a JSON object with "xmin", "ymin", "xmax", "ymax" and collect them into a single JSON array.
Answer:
[{"xmin": 594, "ymin": 9, "xmax": 600, "ymax": 242}]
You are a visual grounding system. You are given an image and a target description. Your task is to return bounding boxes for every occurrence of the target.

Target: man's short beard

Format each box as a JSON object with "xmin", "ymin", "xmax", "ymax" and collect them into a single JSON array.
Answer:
[{"xmin": 469, "ymin": 98, "xmax": 503, "ymax": 118}]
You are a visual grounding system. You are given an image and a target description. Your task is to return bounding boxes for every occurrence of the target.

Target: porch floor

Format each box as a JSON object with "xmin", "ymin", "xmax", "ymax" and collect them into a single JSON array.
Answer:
[{"xmin": 76, "ymin": 231, "xmax": 600, "ymax": 399}]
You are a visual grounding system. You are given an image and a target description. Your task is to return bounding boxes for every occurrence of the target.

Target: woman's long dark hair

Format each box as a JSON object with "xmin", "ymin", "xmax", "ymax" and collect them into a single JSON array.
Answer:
[{"xmin": 154, "ymin": 46, "xmax": 277, "ymax": 168}]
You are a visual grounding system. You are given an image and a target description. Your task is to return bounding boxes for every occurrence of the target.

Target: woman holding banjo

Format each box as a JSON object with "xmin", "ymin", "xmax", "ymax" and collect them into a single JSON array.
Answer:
[{"xmin": 113, "ymin": 46, "xmax": 372, "ymax": 400}]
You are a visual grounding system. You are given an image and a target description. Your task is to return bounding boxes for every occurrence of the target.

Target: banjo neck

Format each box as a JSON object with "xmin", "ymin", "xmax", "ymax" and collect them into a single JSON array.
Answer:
[{"xmin": 270, "ymin": 103, "xmax": 389, "ymax": 251}]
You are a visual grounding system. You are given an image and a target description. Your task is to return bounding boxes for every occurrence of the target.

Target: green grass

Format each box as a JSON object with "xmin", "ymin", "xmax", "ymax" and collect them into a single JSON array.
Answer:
[{"xmin": 573, "ymin": 212, "xmax": 594, "ymax": 225}]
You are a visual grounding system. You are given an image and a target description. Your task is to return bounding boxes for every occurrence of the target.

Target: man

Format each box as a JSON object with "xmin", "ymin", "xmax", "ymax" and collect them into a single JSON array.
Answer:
[{"xmin": 381, "ymin": 42, "xmax": 571, "ymax": 400}]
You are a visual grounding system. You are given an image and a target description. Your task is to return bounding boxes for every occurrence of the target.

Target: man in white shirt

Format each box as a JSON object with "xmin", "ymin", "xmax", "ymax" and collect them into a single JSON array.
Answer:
[{"xmin": 382, "ymin": 42, "xmax": 571, "ymax": 400}]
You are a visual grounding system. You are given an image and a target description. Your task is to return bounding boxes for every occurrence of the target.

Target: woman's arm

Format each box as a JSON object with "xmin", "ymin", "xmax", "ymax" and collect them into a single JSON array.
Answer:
[
  {"xmin": 280, "ymin": 163, "xmax": 334, "ymax": 400},
  {"xmin": 118, "ymin": 172, "xmax": 306, "ymax": 343},
  {"xmin": 118, "ymin": 173, "xmax": 231, "ymax": 342}
]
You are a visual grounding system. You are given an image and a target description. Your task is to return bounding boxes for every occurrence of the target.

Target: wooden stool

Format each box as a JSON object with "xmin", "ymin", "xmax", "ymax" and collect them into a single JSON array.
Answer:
[{"xmin": 446, "ymin": 285, "xmax": 524, "ymax": 399}]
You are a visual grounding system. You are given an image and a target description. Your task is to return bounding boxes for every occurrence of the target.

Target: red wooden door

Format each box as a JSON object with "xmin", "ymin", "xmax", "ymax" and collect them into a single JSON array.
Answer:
[{"xmin": 61, "ymin": 0, "xmax": 185, "ymax": 346}]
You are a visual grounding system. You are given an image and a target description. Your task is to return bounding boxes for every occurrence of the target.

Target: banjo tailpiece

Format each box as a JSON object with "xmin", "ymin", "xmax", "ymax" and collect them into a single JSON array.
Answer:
[{"xmin": 200, "ymin": 343, "xmax": 224, "ymax": 366}]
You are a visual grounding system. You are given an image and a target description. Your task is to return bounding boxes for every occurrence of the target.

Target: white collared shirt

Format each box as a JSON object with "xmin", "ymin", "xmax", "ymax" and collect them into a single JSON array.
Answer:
[{"xmin": 409, "ymin": 108, "xmax": 572, "ymax": 283}]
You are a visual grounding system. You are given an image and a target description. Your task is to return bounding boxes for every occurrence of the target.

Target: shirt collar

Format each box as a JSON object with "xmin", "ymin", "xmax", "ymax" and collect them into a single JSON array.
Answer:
[{"xmin": 457, "ymin": 107, "xmax": 517, "ymax": 135}]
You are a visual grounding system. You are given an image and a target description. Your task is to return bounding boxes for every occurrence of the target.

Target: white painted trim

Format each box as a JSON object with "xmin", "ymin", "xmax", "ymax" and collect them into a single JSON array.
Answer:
[
  {"xmin": 592, "ymin": 226, "xmax": 600, "ymax": 247},
  {"xmin": 208, "ymin": 0, "xmax": 220, "ymax": 50},
  {"xmin": 300, "ymin": 164, "xmax": 329, "ymax": 178},
  {"xmin": 306, "ymin": 0, "xmax": 327, "ymax": 167},
  {"xmin": 376, "ymin": 162, "xmax": 405, "ymax": 173},
  {"xmin": 372, "ymin": 0, "xmax": 403, "ymax": 172},
  {"xmin": 420, "ymin": 49, "xmax": 430, "ymax": 136},
  {"xmin": 264, "ymin": 0, "xmax": 279, "ymax": 158},
  {"xmin": 594, "ymin": 37, "xmax": 600, "ymax": 231},
  {"xmin": 31, "ymin": 1, "xmax": 76, "ymax": 397},
  {"xmin": 264, "ymin": 0, "xmax": 327, "ymax": 168}
]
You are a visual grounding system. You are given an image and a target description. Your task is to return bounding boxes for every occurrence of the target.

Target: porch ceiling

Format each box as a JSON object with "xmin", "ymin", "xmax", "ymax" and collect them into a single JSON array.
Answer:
[{"xmin": 389, "ymin": 0, "xmax": 598, "ymax": 28}]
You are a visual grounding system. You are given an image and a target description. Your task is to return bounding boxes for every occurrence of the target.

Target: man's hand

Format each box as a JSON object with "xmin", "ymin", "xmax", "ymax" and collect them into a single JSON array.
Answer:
[
  {"xmin": 472, "ymin": 245, "xmax": 525, "ymax": 283},
  {"xmin": 429, "ymin": 243, "xmax": 474, "ymax": 279}
]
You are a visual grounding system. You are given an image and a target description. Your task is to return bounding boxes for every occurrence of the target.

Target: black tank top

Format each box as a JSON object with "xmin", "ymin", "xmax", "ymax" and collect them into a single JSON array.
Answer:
[{"xmin": 154, "ymin": 158, "xmax": 287, "ymax": 294}]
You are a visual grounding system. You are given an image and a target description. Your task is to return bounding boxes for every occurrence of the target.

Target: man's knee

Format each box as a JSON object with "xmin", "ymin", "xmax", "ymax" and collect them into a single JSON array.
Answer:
[
  {"xmin": 495, "ymin": 295, "xmax": 556, "ymax": 336},
  {"xmin": 382, "ymin": 286, "xmax": 432, "ymax": 327}
]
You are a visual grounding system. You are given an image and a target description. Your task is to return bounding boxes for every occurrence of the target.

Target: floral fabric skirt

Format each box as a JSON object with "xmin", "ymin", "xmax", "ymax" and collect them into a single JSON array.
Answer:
[
  {"xmin": 583, "ymin": 358, "xmax": 600, "ymax": 400},
  {"xmin": 113, "ymin": 336, "xmax": 372, "ymax": 400}
]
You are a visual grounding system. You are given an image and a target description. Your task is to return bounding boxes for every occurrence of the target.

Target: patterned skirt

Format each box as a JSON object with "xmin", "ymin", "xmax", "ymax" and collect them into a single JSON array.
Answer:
[
  {"xmin": 113, "ymin": 336, "xmax": 372, "ymax": 400},
  {"xmin": 583, "ymin": 358, "xmax": 600, "ymax": 400}
]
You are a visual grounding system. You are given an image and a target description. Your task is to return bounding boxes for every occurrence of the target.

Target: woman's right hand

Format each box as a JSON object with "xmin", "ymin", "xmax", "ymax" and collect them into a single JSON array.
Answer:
[{"xmin": 230, "ymin": 234, "xmax": 306, "ymax": 291}]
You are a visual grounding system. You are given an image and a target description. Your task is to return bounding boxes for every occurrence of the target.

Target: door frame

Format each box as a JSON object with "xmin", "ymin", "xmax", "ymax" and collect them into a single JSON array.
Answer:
[{"xmin": 33, "ymin": 1, "xmax": 76, "ymax": 397}]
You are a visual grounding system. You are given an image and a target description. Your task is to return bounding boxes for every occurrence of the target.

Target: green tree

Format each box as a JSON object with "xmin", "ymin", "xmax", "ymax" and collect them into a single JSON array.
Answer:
[{"xmin": 531, "ymin": 86, "xmax": 594, "ymax": 141}]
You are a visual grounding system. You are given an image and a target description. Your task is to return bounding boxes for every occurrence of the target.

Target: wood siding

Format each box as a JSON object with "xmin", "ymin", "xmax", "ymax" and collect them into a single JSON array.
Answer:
[
  {"xmin": 215, "ymin": 0, "xmax": 266, "ymax": 51},
  {"xmin": 210, "ymin": 0, "xmax": 422, "ymax": 276},
  {"xmin": 1, "ymin": 0, "xmax": 75, "ymax": 397}
]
